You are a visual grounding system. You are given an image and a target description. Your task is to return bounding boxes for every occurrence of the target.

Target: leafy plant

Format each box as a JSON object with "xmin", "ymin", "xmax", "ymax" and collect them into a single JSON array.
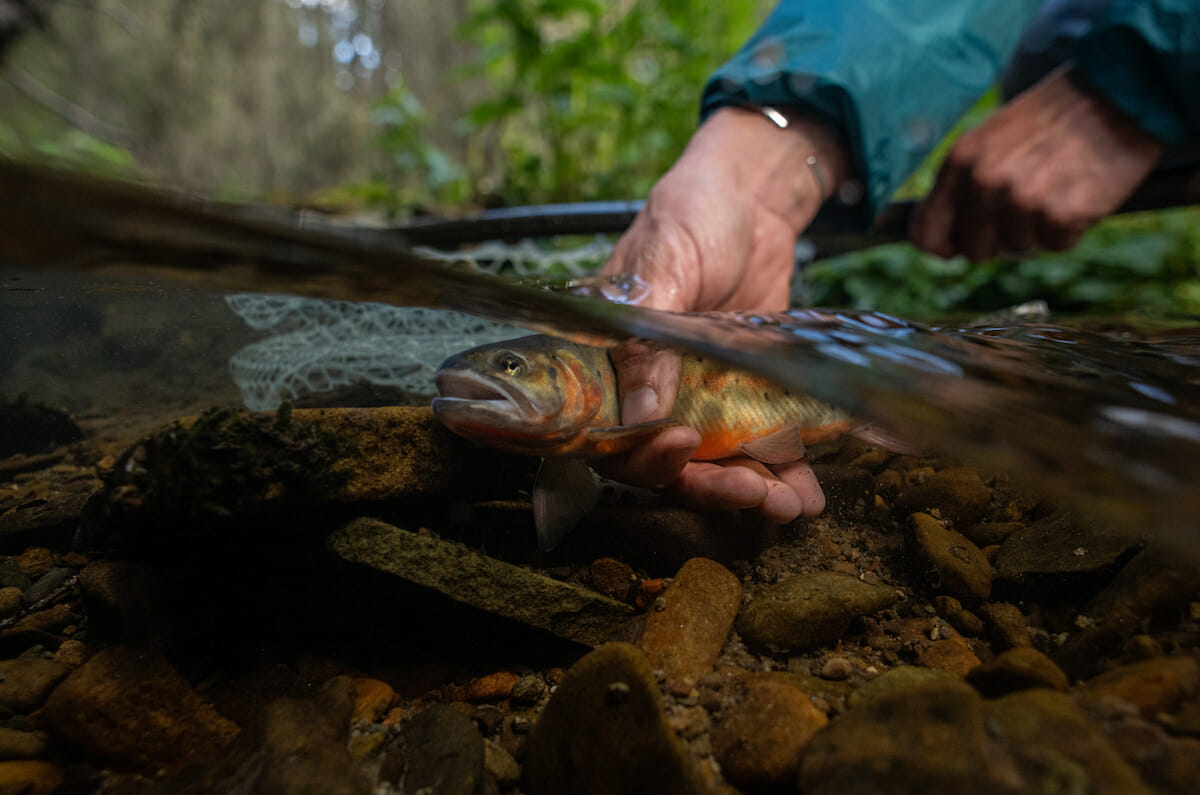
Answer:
[
  {"xmin": 457, "ymin": 0, "xmax": 770, "ymax": 204},
  {"xmin": 799, "ymin": 207, "xmax": 1200, "ymax": 319}
]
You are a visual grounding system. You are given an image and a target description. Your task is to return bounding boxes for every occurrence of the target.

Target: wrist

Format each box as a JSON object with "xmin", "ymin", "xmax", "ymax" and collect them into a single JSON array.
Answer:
[{"xmin": 678, "ymin": 105, "xmax": 852, "ymax": 234}]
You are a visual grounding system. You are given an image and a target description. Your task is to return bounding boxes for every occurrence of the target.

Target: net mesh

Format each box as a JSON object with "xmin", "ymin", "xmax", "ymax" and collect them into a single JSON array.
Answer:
[{"xmin": 223, "ymin": 237, "xmax": 617, "ymax": 410}]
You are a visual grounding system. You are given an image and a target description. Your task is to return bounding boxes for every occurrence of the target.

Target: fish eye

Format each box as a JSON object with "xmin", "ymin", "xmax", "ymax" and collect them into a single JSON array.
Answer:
[{"xmin": 496, "ymin": 353, "xmax": 524, "ymax": 377}]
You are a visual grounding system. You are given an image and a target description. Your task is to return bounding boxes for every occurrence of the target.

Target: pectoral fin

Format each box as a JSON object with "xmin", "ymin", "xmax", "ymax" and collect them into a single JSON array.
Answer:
[
  {"xmin": 583, "ymin": 418, "xmax": 683, "ymax": 456},
  {"xmin": 533, "ymin": 458, "xmax": 600, "ymax": 551},
  {"xmin": 738, "ymin": 425, "xmax": 808, "ymax": 464}
]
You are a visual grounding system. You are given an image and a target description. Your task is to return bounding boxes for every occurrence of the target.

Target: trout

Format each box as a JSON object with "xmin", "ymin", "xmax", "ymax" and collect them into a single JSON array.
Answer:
[{"xmin": 432, "ymin": 335, "xmax": 879, "ymax": 549}]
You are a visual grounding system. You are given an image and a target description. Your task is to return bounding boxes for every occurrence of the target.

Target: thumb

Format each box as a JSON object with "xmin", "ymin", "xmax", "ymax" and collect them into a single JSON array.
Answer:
[{"xmin": 608, "ymin": 339, "xmax": 682, "ymax": 424}]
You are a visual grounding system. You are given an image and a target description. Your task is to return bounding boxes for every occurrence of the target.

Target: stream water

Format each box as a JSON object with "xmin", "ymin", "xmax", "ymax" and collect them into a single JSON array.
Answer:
[{"xmin": 3, "ymin": 160, "xmax": 1199, "ymax": 553}]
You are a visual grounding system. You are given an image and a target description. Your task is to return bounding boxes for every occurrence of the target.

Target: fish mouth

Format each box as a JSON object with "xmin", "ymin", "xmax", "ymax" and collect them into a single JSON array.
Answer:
[{"xmin": 432, "ymin": 368, "xmax": 542, "ymax": 429}]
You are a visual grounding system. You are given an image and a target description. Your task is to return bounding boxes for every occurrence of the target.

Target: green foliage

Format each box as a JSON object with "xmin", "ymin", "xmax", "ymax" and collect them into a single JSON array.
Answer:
[
  {"xmin": 331, "ymin": 79, "xmax": 472, "ymax": 215},
  {"xmin": 799, "ymin": 207, "xmax": 1200, "ymax": 319},
  {"xmin": 456, "ymin": 0, "xmax": 770, "ymax": 204},
  {"xmin": 0, "ymin": 120, "xmax": 135, "ymax": 177}
]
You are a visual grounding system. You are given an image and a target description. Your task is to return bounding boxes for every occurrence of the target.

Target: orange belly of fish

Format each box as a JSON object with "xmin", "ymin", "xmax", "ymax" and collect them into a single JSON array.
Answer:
[{"xmin": 691, "ymin": 420, "xmax": 854, "ymax": 462}]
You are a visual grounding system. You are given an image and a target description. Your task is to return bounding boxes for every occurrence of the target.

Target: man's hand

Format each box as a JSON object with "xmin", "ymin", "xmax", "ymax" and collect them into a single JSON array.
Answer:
[
  {"xmin": 596, "ymin": 105, "xmax": 850, "ymax": 522},
  {"xmin": 911, "ymin": 66, "xmax": 1162, "ymax": 261}
]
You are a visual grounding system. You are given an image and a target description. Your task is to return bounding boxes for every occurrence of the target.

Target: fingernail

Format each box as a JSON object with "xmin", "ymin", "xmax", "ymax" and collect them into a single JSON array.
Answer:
[{"xmin": 623, "ymin": 386, "xmax": 659, "ymax": 423}]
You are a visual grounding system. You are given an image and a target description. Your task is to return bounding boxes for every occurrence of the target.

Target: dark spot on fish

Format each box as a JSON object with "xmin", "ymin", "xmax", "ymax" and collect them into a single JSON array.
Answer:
[
  {"xmin": 782, "ymin": 389, "xmax": 792, "ymax": 398},
  {"xmin": 763, "ymin": 391, "xmax": 770, "ymax": 400},
  {"xmin": 547, "ymin": 366, "xmax": 558, "ymax": 383}
]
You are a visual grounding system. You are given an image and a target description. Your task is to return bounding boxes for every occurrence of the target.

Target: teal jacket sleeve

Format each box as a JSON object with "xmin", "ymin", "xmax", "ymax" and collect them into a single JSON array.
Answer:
[
  {"xmin": 701, "ymin": 1, "xmax": 1044, "ymax": 218},
  {"xmin": 1073, "ymin": 0, "xmax": 1200, "ymax": 145}
]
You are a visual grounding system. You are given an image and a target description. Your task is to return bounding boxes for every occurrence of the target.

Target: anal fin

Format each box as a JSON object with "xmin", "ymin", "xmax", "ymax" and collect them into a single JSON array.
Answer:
[{"xmin": 533, "ymin": 458, "xmax": 600, "ymax": 551}]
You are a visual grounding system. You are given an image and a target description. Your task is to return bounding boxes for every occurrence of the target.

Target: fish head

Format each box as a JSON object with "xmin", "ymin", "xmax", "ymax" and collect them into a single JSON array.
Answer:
[{"xmin": 432, "ymin": 335, "xmax": 614, "ymax": 456}]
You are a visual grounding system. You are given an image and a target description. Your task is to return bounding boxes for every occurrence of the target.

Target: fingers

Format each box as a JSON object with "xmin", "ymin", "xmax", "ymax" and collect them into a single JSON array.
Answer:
[
  {"xmin": 592, "ymin": 425, "xmax": 700, "ymax": 489},
  {"xmin": 910, "ymin": 68, "xmax": 1162, "ymax": 262},
  {"xmin": 669, "ymin": 458, "xmax": 821, "ymax": 524}
]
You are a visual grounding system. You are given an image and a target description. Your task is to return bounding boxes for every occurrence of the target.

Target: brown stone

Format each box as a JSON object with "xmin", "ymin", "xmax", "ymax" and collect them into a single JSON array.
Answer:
[
  {"xmin": 0, "ymin": 589, "xmax": 22, "ymax": 620},
  {"xmin": 737, "ymin": 571, "xmax": 897, "ymax": 653},
  {"xmin": 523, "ymin": 643, "xmax": 701, "ymax": 795},
  {"xmin": 963, "ymin": 521, "xmax": 1024, "ymax": 548},
  {"xmin": 909, "ymin": 512, "xmax": 992, "ymax": 600},
  {"xmin": 977, "ymin": 601, "xmax": 1031, "ymax": 649},
  {"xmin": 463, "ymin": 671, "xmax": 520, "ymax": 701},
  {"xmin": 351, "ymin": 678, "xmax": 395, "ymax": 723},
  {"xmin": 0, "ymin": 760, "xmax": 61, "ymax": 795},
  {"xmin": 6, "ymin": 602, "xmax": 75, "ymax": 635},
  {"xmin": 1082, "ymin": 656, "xmax": 1200, "ymax": 718},
  {"xmin": 894, "ymin": 468, "xmax": 992, "ymax": 528},
  {"xmin": 590, "ymin": 558, "xmax": 637, "ymax": 602},
  {"xmin": 967, "ymin": 647, "xmax": 1070, "ymax": 696},
  {"xmin": 639, "ymin": 557, "xmax": 742, "ymax": 694},
  {"xmin": 711, "ymin": 673, "xmax": 828, "ymax": 791},
  {"xmin": 35, "ymin": 644, "xmax": 239, "ymax": 771},
  {"xmin": 0, "ymin": 659, "xmax": 70, "ymax": 713},
  {"xmin": 0, "ymin": 727, "xmax": 47, "ymax": 760},
  {"xmin": 14, "ymin": 548, "xmax": 54, "ymax": 580},
  {"xmin": 916, "ymin": 634, "xmax": 982, "ymax": 677}
]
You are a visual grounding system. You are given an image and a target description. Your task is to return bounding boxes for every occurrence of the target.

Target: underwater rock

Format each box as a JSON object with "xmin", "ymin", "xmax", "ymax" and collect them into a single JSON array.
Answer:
[
  {"xmin": 966, "ymin": 647, "xmax": 1070, "ymax": 696},
  {"xmin": 0, "ymin": 761, "xmax": 62, "ymax": 795},
  {"xmin": 991, "ymin": 512, "xmax": 1143, "ymax": 599},
  {"xmin": 1056, "ymin": 545, "xmax": 1200, "ymax": 678},
  {"xmin": 522, "ymin": 643, "xmax": 702, "ymax": 795},
  {"xmin": 392, "ymin": 704, "xmax": 485, "ymax": 795},
  {"xmin": 84, "ymin": 406, "xmax": 532, "ymax": 547},
  {"xmin": 985, "ymin": 689, "xmax": 1151, "ymax": 795},
  {"xmin": 0, "ymin": 588, "xmax": 21, "ymax": 620},
  {"xmin": 0, "ymin": 469, "xmax": 98, "ymax": 553},
  {"xmin": 1081, "ymin": 656, "xmax": 1200, "ymax": 719},
  {"xmin": 329, "ymin": 517, "xmax": 635, "ymax": 647},
  {"xmin": 35, "ymin": 644, "xmax": 239, "ymax": 772},
  {"xmin": 0, "ymin": 727, "xmax": 48, "ymax": 760},
  {"xmin": 0, "ymin": 396, "xmax": 83, "ymax": 458},
  {"xmin": 254, "ymin": 676, "xmax": 369, "ymax": 795},
  {"xmin": 908, "ymin": 512, "xmax": 992, "ymax": 600},
  {"xmin": 977, "ymin": 601, "xmax": 1032, "ymax": 650},
  {"xmin": 351, "ymin": 677, "xmax": 395, "ymax": 724},
  {"xmin": 589, "ymin": 557, "xmax": 638, "ymax": 602},
  {"xmin": 638, "ymin": 557, "xmax": 741, "ymax": 694},
  {"xmin": 485, "ymin": 738, "xmax": 522, "ymax": 789},
  {"xmin": 963, "ymin": 521, "xmax": 1024, "ymax": 548},
  {"xmin": 915, "ymin": 632, "xmax": 982, "ymax": 676},
  {"xmin": 799, "ymin": 677, "xmax": 1001, "ymax": 794},
  {"xmin": 893, "ymin": 467, "xmax": 992, "ymax": 528},
  {"xmin": 571, "ymin": 504, "xmax": 779, "ymax": 574},
  {"xmin": 933, "ymin": 595, "xmax": 984, "ymax": 636},
  {"xmin": 511, "ymin": 674, "xmax": 548, "ymax": 705},
  {"xmin": 804, "ymin": 677, "xmax": 1152, "ymax": 795},
  {"xmin": 14, "ymin": 548, "xmax": 53, "ymax": 579},
  {"xmin": 0, "ymin": 659, "xmax": 69, "ymax": 713},
  {"xmin": 77, "ymin": 560, "xmax": 169, "ymax": 640},
  {"xmin": 844, "ymin": 666, "xmax": 962, "ymax": 710},
  {"xmin": 737, "ymin": 571, "xmax": 898, "ymax": 653},
  {"xmin": 710, "ymin": 672, "xmax": 828, "ymax": 792}
]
